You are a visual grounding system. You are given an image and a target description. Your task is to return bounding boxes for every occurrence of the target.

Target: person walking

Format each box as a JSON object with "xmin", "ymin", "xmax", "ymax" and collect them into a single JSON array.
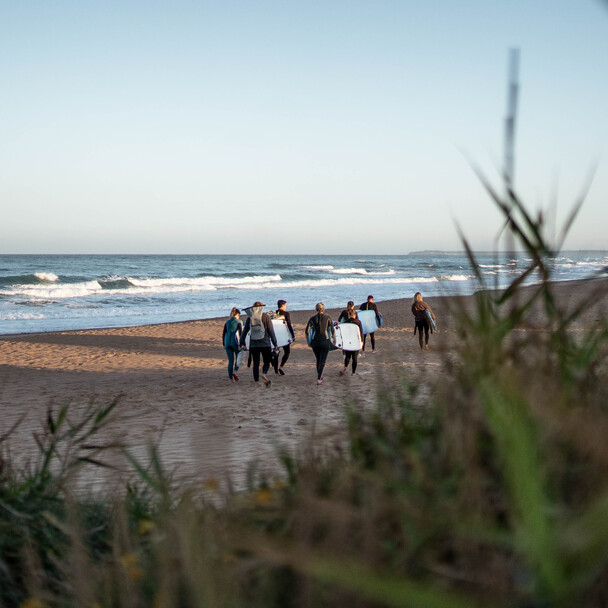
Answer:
[
  {"xmin": 222, "ymin": 307, "xmax": 243, "ymax": 382},
  {"xmin": 305, "ymin": 302, "xmax": 335, "ymax": 386},
  {"xmin": 240, "ymin": 301, "xmax": 277, "ymax": 386},
  {"xmin": 338, "ymin": 300, "xmax": 356, "ymax": 323},
  {"xmin": 339, "ymin": 308, "xmax": 364, "ymax": 376},
  {"xmin": 411, "ymin": 292, "xmax": 436, "ymax": 350},
  {"xmin": 272, "ymin": 299, "xmax": 295, "ymax": 375},
  {"xmin": 359, "ymin": 295, "xmax": 381, "ymax": 353}
]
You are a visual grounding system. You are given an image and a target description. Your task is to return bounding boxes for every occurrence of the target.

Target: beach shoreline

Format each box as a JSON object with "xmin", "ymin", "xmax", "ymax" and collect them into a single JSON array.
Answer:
[{"xmin": 1, "ymin": 278, "xmax": 607, "ymax": 493}]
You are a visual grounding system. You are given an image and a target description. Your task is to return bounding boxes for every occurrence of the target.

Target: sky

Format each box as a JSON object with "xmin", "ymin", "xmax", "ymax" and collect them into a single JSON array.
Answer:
[{"xmin": 1, "ymin": 0, "xmax": 607, "ymax": 254}]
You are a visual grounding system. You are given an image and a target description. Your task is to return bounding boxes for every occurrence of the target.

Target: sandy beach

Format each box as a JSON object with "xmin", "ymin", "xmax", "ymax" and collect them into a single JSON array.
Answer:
[{"xmin": 2, "ymin": 279, "xmax": 607, "ymax": 493}]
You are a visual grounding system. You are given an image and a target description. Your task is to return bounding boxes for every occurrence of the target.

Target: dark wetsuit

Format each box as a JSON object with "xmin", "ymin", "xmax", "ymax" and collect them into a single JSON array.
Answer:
[
  {"xmin": 338, "ymin": 308, "xmax": 356, "ymax": 323},
  {"xmin": 306, "ymin": 313, "xmax": 335, "ymax": 381},
  {"xmin": 411, "ymin": 300, "xmax": 435, "ymax": 348},
  {"xmin": 272, "ymin": 309, "xmax": 295, "ymax": 373},
  {"xmin": 359, "ymin": 301, "xmax": 381, "ymax": 351}
]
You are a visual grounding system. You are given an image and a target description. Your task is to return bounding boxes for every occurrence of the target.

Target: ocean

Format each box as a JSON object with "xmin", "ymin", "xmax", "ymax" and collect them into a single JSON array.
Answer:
[{"xmin": 1, "ymin": 252, "xmax": 607, "ymax": 335}]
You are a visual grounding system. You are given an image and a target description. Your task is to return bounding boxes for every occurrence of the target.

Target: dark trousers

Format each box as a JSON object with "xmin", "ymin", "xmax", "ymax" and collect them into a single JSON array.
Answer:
[
  {"xmin": 344, "ymin": 350, "xmax": 359, "ymax": 373},
  {"xmin": 312, "ymin": 343, "xmax": 330, "ymax": 380},
  {"xmin": 362, "ymin": 332, "xmax": 375, "ymax": 351},
  {"xmin": 250, "ymin": 346, "xmax": 272, "ymax": 381},
  {"xmin": 415, "ymin": 320, "xmax": 429, "ymax": 347}
]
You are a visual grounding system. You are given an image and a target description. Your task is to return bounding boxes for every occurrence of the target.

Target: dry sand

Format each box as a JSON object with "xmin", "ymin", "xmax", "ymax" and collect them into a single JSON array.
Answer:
[{"xmin": 1, "ymin": 279, "xmax": 607, "ymax": 493}]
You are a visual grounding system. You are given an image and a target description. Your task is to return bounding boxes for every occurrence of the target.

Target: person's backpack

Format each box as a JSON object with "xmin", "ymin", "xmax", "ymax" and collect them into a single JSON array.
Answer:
[{"xmin": 249, "ymin": 306, "xmax": 266, "ymax": 341}]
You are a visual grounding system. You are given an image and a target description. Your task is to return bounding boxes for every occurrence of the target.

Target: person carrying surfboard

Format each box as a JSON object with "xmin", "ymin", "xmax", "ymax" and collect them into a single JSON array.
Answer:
[
  {"xmin": 359, "ymin": 295, "xmax": 381, "ymax": 353},
  {"xmin": 240, "ymin": 301, "xmax": 277, "ymax": 387},
  {"xmin": 305, "ymin": 302, "xmax": 336, "ymax": 386},
  {"xmin": 272, "ymin": 299, "xmax": 295, "ymax": 376},
  {"xmin": 411, "ymin": 292, "xmax": 436, "ymax": 350},
  {"xmin": 339, "ymin": 308, "xmax": 364, "ymax": 376}
]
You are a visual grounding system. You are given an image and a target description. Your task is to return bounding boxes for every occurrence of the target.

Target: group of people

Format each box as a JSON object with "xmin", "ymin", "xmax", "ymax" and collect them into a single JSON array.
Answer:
[
  {"xmin": 221, "ymin": 299, "xmax": 294, "ymax": 387},
  {"xmin": 222, "ymin": 293, "xmax": 436, "ymax": 386},
  {"xmin": 306, "ymin": 295, "xmax": 381, "ymax": 385}
]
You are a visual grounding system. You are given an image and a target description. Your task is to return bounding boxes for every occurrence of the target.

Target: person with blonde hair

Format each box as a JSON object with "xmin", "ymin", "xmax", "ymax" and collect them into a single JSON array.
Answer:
[
  {"xmin": 240, "ymin": 301, "xmax": 277, "ymax": 386},
  {"xmin": 411, "ymin": 292, "xmax": 436, "ymax": 350},
  {"xmin": 222, "ymin": 307, "xmax": 243, "ymax": 382},
  {"xmin": 305, "ymin": 302, "xmax": 335, "ymax": 386}
]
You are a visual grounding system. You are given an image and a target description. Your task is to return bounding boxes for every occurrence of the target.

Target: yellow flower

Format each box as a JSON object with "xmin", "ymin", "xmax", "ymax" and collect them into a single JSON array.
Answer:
[
  {"xmin": 204, "ymin": 478, "xmax": 220, "ymax": 492},
  {"xmin": 120, "ymin": 553, "xmax": 139, "ymax": 569},
  {"xmin": 137, "ymin": 519, "xmax": 156, "ymax": 535},
  {"xmin": 120, "ymin": 553, "xmax": 144, "ymax": 581},
  {"xmin": 254, "ymin": 489, "xmax": 273, "ymax": 504}
]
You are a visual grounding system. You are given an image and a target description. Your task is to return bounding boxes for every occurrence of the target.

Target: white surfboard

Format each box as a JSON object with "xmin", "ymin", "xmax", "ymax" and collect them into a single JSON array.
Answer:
[
  {"xmin": 358, "ymin": 309, "xmax": 382, "ymax": 335},
  {"xmin": 246, "ymin": 318, "xmax": 294, "ymax": 349},
  {"xmin": 271, "ymin": 317, "xmax": 294, "ymax": 348},
  {"xmin": 334, "ymin": 323, "xmax": 363, "ymax": 351}
]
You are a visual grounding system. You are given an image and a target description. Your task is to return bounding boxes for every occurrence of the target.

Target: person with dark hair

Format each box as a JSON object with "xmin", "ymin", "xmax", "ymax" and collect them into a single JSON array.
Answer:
[
  {"xmin": 240, "ymin": 301, "xmax": 277, "ymax": 386},
  {"xmin": 222, "ymin": 307, "xmax": 243, "ymax": 382},
  {"xmin": 272, "ymin": 299, "xmax": 295, "ymax": 375},
  {"xmin": 359, "ymin": 295, "xmax": 381, "ymax": 353},
  {"xmin": 411, "ymin": 292, "xmax": 436, "ymax": 350},
  {"xmin": 338, "ymin": 300, "xmax": 356, "ymax": 323},
  {"xmin": 305, "ymin": 302, "xmax": 335, "ymax": 386},
  {"xmin": 339, "ymin": 308, "xmax": 364, "ymax": 376}
]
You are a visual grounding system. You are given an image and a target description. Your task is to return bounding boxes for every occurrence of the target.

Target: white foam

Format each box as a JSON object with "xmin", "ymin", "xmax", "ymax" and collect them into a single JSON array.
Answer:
[
  {"xmin": 0, "ymin": 311, "xmax": 45, "ymax": 321},
  {"xmin": 1, "ymin": 280, "xmax": 102, "ymax": 299},
  {"xmin": 327, "ymin": 267, "xmax": 397, "ymax": 276},
  {"xmin": 300, "ymin": 265, "xmax": 335, "ymax": 271},
  {"xmin": 34, "ymin": 272, "xmax": 59, "ymax": 282},
  {"xmin": 441, "ymin": 275, "xmax": 472, "ymax": 281}
]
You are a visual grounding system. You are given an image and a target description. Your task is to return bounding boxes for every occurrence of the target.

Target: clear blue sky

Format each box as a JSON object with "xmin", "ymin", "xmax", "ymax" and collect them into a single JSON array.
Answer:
[{"xmin": 1, "ymin": 0, "xmax": 607, "ymax": 254}]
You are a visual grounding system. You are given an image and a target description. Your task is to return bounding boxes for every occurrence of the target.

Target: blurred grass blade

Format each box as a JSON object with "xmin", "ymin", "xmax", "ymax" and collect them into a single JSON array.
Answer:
[{"xmin": 478, "ymin": 377, "xmax": 564, "ymax": 599}]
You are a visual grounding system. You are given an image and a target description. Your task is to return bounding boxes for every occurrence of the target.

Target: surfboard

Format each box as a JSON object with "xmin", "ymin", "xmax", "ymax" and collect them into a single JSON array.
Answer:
[
  {"xmin": 334, "ymin": 322, "xmax": 363, "ymax": 351},
  {"xmin": 271, "ymin": 318, "xmax": 294, "ymax": 348},
  {"xmin": 425, "ymin": 309, "xmax": 437, "ymax": 331},
  {"xmin": 358, "ymin": 309, "xmax": 382, "ymax": 335},
  {"xmin": 245, "ymin": 318, "xmax": 294, "ymax": 349}
]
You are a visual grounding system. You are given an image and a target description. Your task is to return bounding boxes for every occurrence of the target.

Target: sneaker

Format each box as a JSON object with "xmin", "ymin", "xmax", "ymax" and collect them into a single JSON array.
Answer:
[
  {"xmin": 233, "ymin": 372, "xmax": 239, "ymax": 382},
  {"xmin": 371, "ymin": 349, "xmax": 377, "ymax": 354},
  {"xmin": 316, "ymin": 380, "xmax": 324, "ymax": 386},
  {"xmin": 278, "ymin": 368, "xmax": 285, "ymax": 376}
]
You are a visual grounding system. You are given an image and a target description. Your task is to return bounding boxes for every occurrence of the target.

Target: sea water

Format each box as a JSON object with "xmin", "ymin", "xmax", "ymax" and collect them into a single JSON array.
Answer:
[{"xmin": 1, "ymin": 252, "xmax": 607, "ymax": 335}]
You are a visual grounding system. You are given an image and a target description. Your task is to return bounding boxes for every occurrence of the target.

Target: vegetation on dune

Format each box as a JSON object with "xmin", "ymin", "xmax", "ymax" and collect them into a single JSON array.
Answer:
[{"xmin": 2, "ymin": 56, "xmax": 608, "ymax": 607}]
